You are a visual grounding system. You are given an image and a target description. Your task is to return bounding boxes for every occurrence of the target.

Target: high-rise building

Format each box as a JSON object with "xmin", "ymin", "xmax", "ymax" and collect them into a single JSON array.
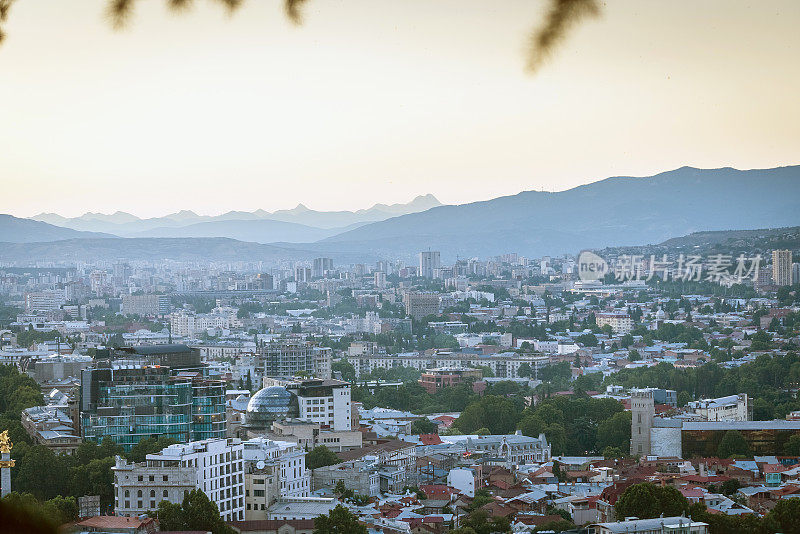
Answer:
[
  {"xmin": 121, "ymin": 294, "xmax": 171, "ymax": 317},
  {"xmin": 258, "ymin": 340, "xmax": 332, "ymax": 379},
  {"xmin": 24, "ymin": 290, "xmax": 65, "ymax": 312},
  {"xmin": 418, "ymin": 251, "xmax": 441, "ymax": 279},
  {"xmin": 403, "ymin": 291, "xmax": 440, "ymax": 319},
  {"xmin": 374, "ymin": 271, "xmax": 387, "ymax": 289},
  {"xmin": 312, "ymin": 258, "xmax": 334, "ymax": 278},
  {"xmin": 773, "ymin": 249, "xmax": 793, "ymax": 286},
  {"xmin": 113, "ymin": 438, "xmax": 245, "ymax": 521},
  {"xmin": 294, "ymin": 266, "xmax": 311, "ymax": 283}
]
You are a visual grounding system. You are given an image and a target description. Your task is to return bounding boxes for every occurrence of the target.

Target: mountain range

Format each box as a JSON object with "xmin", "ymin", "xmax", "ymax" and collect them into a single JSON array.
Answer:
[
  {"xmin": 0, "ymin": 214, "xmax": 112, "ymax": 243},
  {"xmin": 31, "ymin": 194, "xmax": 442, "ymax": 235},
  {"xmin": 4, "ymin": 165, "xmax": 800, "ymax": 261}
]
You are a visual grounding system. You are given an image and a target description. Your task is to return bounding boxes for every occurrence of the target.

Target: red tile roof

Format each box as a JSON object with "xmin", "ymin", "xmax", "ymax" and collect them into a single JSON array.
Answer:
[
  {"xmin": 77, "ymin": 516, "xmax": 155, "ymax": 529},
  {"xmin": 420, "ymin": 434, "xmax": 443, "ymax": 445}
]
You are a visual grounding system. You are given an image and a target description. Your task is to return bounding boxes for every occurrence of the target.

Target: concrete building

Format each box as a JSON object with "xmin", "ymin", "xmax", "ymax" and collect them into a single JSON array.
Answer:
[
  {"xmin": 433, "ymin": 433, "xmax": 551, "ymax": 465},
  {"xmin": 122, "ymin": 437, "xmax": 246, "ymax": 521},
  {"xmin": 24, "ymin": 290, "xmax": 65, "ymax": 313},
  {"xmin": 403, "ymin": 292, "xmax": 440, "ymax": 319},
  {"xmin": 687, "ymin": 394, "xmax": 751, "ymax": 422},
  {"xmin": 113, "ymin": 456, "xmax": 196, "ymax": 517},
  {"xmin": 773, "ymin": 249, "xmax": 793, "ymax": 286},
  {"xmin": 121, "ymin": 294, "xmax": 170, "ymax": 317},
  {"xmin": 312, "ymin": 258, "xmax": 334, "ymax": 278},
  {"xmin": 349, "ymin": 351, "xmax": 549, "ymax": 381},
  {"xmin": 418, "ymin": 367, "xmax": 482, "ymax": 394},
  {"xmin": 242, "ymin": 437, "xmax": 310, "ymax": 520},
  {"xmin": 447, "ymin": 468, "xmax": 476, "ymax": 497},
  {"xmin": 285, "ymin": 379, "xmax": 352, "ymax": 432},
  {"xmin": 266, "ymin": 497, "xmax": 338, "ymax": 520},
  {"xmin": 258, "ymin": 341, "xmax": 332, "ymax": 380},
  {"xmin": 21, "ymin": 405, "xmax": 81, "ymax": 455},
  {"xmin": 312, "ymin": 459, "xmax": 381, "ymax": 497},
  {"xmin": 595, "ymin": 312, "xmax": 633, "ymax": 334},
  {"xmin": 335, "ymin": 439, "xmax": 418, "ymax": 493},
  {"xmin": 419, "ymin": 251, "xmax": 441, "ymax": 279}
]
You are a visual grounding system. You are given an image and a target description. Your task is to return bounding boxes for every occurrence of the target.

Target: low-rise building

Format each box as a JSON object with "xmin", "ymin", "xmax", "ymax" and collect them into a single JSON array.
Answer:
[
  {"xmin": 113, "ymin": 437, "xmax": 245, "ymax": 521},
  {"xmin": 418, "ymin": 367, "xmax": 482, "ymax": 394},
  {"xmin": 242, "ymin": 437, "xmax": 310, "ymax": 520},
  {"xmin": 21, "ymin": 405, "xmax": 81, "ymax": 455}
]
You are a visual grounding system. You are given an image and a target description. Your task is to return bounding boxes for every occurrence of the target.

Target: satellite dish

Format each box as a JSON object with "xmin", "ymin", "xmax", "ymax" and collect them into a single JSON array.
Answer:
[{"xmin": 256, "ymin": 461, "xmax": 265, "ymax": 470}]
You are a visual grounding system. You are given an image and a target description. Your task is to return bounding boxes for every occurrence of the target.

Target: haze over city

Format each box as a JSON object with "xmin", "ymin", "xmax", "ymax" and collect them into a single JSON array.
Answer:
[{"xmin": 2, "ymin": 2, "xmax": 800, "ymax": 534}]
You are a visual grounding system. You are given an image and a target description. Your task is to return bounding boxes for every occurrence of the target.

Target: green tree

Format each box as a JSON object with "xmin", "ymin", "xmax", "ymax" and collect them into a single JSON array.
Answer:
[
  {"xmin": 455, "ymin": 395, "xmax": 520, "ymax": 435},
  {"xmin": 182, "ymin": 489, "xmax": 231, "ymax": 534},
  {"xmin": 717, "ymin": 430, "xmax": 750, "ymax": 458},
  {"xmin": 70, "ymin": 457, "xmax": 116, "ymax": 509},
  {"xmin": 518, "ymin": 362, "xmax": 533, "ymax": 378},
  {"xmin": 313, "ymin": 504, "xmax": 367, "ymax": 534},
  {"xmin": 677, "ymin": 391, "xmax": 692, "ymax": 408},
  {"xmin": 576, "ymin": 333, "xmax": 598, "ymax": 347},
  {"xmin": 615, "ymin": 483, "xmax": 689, "ymax": 520},
  {"xmin": 787, "ymin": 434, "xmax": 800, "ymax": 456},
  {"xmin": 306, "ymin": 445, "xmax": 341, "ymax": 470},
  {"xmin": 410, "ymin": 418, "xmax": 438, "ymax": 435},
  {"xmin": 155, "ymin": 501, "xmax": 184, "ymax": 531},
  {"xmin": 596, "ymin": 411, "xmax": 631, "ymax": 452},
  {"xmin": 331, "ymin": 359, "xmax": 356, "ymax": 382},
  {"xmin": 13, "ymin": 446, "xmax": 70, "ymax": 501},
  {"xmin": 764, "ymin": 497, "xmax": 800, "ymax": 534}
]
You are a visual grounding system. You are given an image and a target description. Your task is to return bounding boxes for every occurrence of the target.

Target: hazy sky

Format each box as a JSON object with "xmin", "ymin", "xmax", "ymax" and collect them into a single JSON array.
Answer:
[{"xmin": 1, "ymin": 0, "xmax": 799, "ymax": 218}]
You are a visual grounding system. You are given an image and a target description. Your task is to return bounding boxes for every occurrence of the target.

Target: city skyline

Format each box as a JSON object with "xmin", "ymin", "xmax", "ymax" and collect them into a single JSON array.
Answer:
[{"xmin": 1, "ymin": 0, "xmax": 799, "ymax": 217}]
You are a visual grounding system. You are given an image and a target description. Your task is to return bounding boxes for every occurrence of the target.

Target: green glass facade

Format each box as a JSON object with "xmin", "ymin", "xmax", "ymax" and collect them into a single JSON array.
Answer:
[{"xmin": 81, "ymin": 366, "xmax": 226, "ymax": 451}]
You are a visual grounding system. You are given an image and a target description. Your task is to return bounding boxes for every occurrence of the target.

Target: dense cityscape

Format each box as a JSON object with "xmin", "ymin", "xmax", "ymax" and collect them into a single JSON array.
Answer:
[
  {"xmin": 0, "ymin": 234, "xmax": 799, "ymax": 534},
  {"xmin": 2, "ymin": 1, "xmax": 800, "ymax": 533}
]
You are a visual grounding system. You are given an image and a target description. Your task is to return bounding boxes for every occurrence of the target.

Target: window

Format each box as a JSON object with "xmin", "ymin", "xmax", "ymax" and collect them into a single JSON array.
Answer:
[
  {"xmin": 137, "ymin": 490, "xmax": 142, "ymax": 498},
  {"xmin": 150, "ymin": 490, "xmax": 155, "ymax": 498},
  {"xmin": 163, "ymin": 475, "xmax": 168, "ymax": 482},
  {"xmin": 253, "ymin": 490, "xmax": 265, "ymax": 497},
  {"xmin": 163, "ymin": 490, "xmax": 168, "ymax": 498}
]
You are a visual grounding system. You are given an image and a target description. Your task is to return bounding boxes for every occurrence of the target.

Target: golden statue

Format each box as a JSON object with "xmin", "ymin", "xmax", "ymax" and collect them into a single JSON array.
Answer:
[{"xmin": 0, "ymin": 430, "xmax": 12, "ymax": 454}]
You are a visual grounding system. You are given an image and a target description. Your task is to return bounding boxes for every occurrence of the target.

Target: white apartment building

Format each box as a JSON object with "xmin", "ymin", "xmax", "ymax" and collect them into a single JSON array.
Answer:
[
  {"xmin": 350, "ymin": 351, "xmax": 550, "ymax": 380},
  {"xmin": 687, "ymin": 394, "xmax": 751, "ymax": 422},
  {"xmin": 24, "ymin": 290, "xmax": 65, "ymax": 313},
  {"xmin": 289, "ymin": 379, "xmax": 352, "ymax": 431},
  {"xmin": 242, "ymin": 437, "xmax": 310, "ymax": 520},
  {"xmin": 170, "ymin": 307, "xmax": 242, "ymax": 338},
  {"xmin": 115, "ymin": 438, "xmax": 246, "ymax": 521},
  {"xmin": 595, "ymin": 312, "xmax": 633, "ymax": 334}
]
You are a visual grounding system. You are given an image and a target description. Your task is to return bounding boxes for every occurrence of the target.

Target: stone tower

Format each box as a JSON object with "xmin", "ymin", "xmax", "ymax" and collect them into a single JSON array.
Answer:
[{"xmin": 630, "ymin": 389, "xmax": 654, "ymax": 456}]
